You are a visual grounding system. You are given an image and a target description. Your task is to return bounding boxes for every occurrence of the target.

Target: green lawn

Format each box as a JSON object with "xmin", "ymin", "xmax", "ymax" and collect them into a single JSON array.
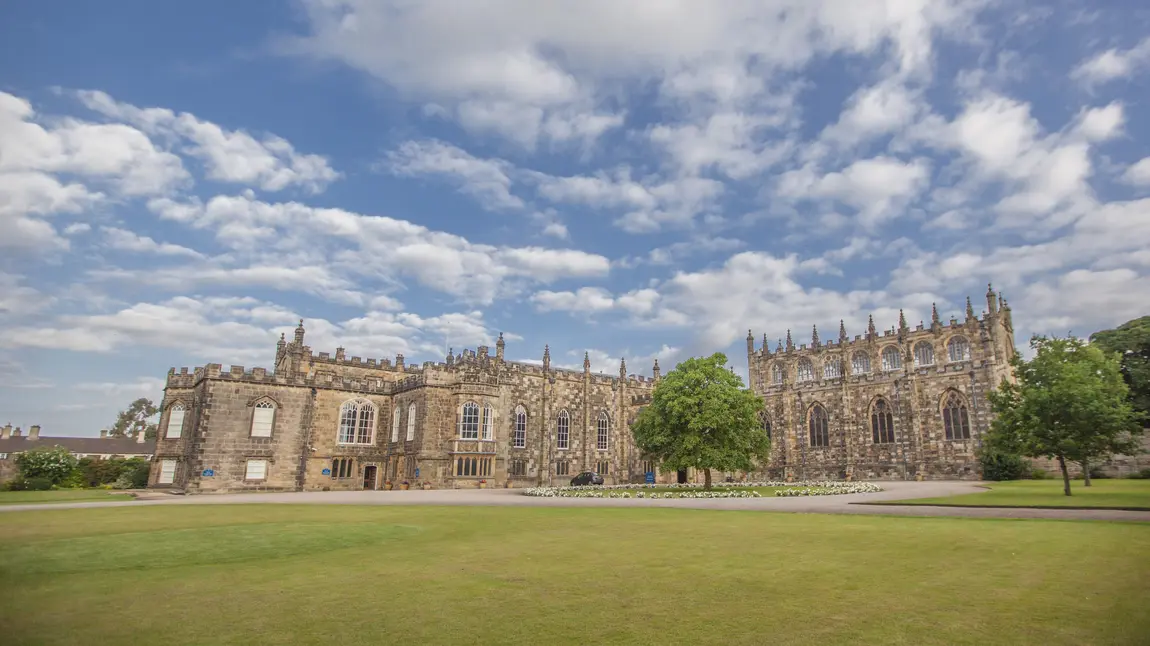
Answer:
[
  {"xmin": 882, "ymin": 479, "xmax": 1150, "ymax": 510},
  {"xmin": 0, "ymin": 490, "xmax": 135, "ymax": 505},
  {"xmin": 0, "ymin": 506, "xmax": 1147, "ymax": 645}
]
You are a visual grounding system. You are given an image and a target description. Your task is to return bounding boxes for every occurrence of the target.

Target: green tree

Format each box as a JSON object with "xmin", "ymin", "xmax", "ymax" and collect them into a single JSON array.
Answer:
[
  {"xmin": 14, "ymin": 445, "xmax": 79, "ymax": 485},
  {"xmin": 988, "ymin": 335, "xmax": 1143, "ymax": 496},
  {"xmin": 630, "ymin": 352, "xmax": 768, "ymax": 490},
  {"xmin": 106, "ymin": 397, "xmax": 159, "ymax": 440},
  {"xmin": 1090, "ymin": 315, "xmax": 1150, "ymax": 417}
]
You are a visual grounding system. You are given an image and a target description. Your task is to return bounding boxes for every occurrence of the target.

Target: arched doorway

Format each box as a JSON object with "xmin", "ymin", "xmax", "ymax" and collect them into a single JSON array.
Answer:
[{"xmin": 362, "ymin": 465, "xmax": 377, "ymax": 490}]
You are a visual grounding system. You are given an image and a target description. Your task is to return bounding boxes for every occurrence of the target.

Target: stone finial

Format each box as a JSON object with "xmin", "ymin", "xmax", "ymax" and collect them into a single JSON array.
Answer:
[
  {"xmin": 294, "ymin": 319, "xmax": 305, "ymax": 345},
  {"xmin": 811, "ymin": 324, "xmax": 820, "ymax": 348},
  {"xmin": 986, "ymin": 282, "xmax": 997, "ymax": 314},
  {"xmin": 543, "ymin": 344, "xmax": 551, "ymax": 371},
  {"xmin": 867, "ymin": 314, "xmax": 876, "ymax": 341},
  {"xmin": 785, "ymin": 329, "xmax": 794, "ymax": 352},
  {"xmin": 495, "ymin": 333, "xmax": 505, "ymax": 362},
  {"xmin": 583, "ymin": 351, "xmax": 591, "ymax": 372},
  {"xmin": 277, "ymin": 333, "xmax": 286, "ymax": 353},
  {"xmin": 898, "ymin": 309, "xmax": 908, "ymax": 339},
  {"xmin": 652, "ymin": 359, "xmax": 661, "ymax": 381},
  {"xmin": 446, "ymin": 347, "xmax": 454, "ymax": 365},
  {"xmin": 966, "ymin": 296, "xmax": 975, "ymax": 321},
  {"xmin": 776, "ymin": 338, "xmax": 783, "ymax": 353},
  {"xmin": 839, "ymin": 319, "xmax": 847, "ymax": 343},
  {"xmin": 746, "ymin": 329, "xmax": 755, "ymax": 355},
  {"xmin": 619, "ymin": 357, "xmax": 627, "ymax": 378},
  {"xmin": 931, "ymin": 302, "xmax": 941, "ymax": 328}
]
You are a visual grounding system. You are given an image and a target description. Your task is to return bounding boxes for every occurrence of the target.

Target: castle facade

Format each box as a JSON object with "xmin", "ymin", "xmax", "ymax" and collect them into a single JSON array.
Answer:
[{"xmin": 148, "ymin": 286, "xmax": 1015, "ymax": 492}]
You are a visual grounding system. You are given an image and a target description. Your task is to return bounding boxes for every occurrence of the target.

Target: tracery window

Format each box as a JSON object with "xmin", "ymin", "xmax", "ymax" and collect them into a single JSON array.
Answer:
[
  {"xmin": 808, "ymin": 404, "xmax": 830, "ymax": 447},
  {"xmin": 871, "ymin": 399, "xmax": 895, "ymax": 444},
  {"xmin": 760, "ymin": 412, "xmax": 771, "ymax": 441},
  {"xmin": 942, "ymin": 391, "xmax": 972, "ymax": 440},
  {"xmin": 947, "ymin": 336, "xmax": 971, "ymax": 362},
  {"xmin": 914, "ymin": 341, "xmax": 935, "ymax": 367},
  {"xmin": 796, "ymin": 358, "xmax": 815, "ymax": 382},
  {"xmin": 823, "ymin": 359, "xmax": 843, "ymax": 379},
  {"xmin": 391, "ymin": 406, "xmax": 401, "ymax": 443},
  {"xmin": 164, "ymin": 403, "xmax": 185, "ymax": 439},
  {"xmin": 509, "ymin": 459, "xmax": 527, "ymax": 476},
  {"xmin": 556, "ymin": 460, "xmax": 570, "ymax": 476},
  {"xmin": 338, "ymin": 400, "xmax": 376, "ymax": 445},
  {"xmin": 597, "ymin": 412, "xmax": 610, "ymax": 451},
  {"xmin": 513, "ymin": 406, "xmax": 527, "ymax": 448},
  {"xmin": 481, "ymin": 403, "xmax": 494, "ymax": 441},
  {"xmin": 331, "ymin": 457, "xmax": 355, "ymax": 479},
  {"xmin": 852, "ymin": 351, "xmax": 871, "ymax": 375},
  {"xmin": 250, "ymin": 400, "xmax": 275, "ymax": 437},
  {"xmin": 881, "ymin": 346, "xmax": 901, "ymax": 372},
  {"xmin": 556, "ymin": 410, "xmax": 570, "ymax": 449},
  {"xmin": 596, "ymin": 460, "xmax": 609, "ymax": 475},
  {"xmin": 459, "ymin": 402, "xmax": 480, "ymax": 439},
  {"xmin": 406, "ymin": 403, "xmax": 417, "ymax": 441},
  {"xmin": 771, "ymin": 364, "xmax": 784, "ymax": 384}
]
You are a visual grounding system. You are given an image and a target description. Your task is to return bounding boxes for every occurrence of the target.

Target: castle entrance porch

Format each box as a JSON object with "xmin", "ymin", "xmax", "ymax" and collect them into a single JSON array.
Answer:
[{"xmin": 362, "ymin": 465, "xmax": 377, "ymax": 490}]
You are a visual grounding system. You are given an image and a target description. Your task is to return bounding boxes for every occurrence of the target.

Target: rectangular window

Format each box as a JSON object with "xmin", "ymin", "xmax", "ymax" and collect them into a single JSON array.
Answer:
[
  {"xmin": 406, "ymin": 404, "xmax": 416, "ymax": 442},
  {"xmin": 556, "ymin": 461, "xmax": 569, "ymax": 476},
  {"xmin": 510, "ymin": 460, "xmax": 527, "ymax": 477},
  {"xmin": 405, "ymin": 457, "xmax": 416, "ymax": 478},
  {"xmin": 332, "ymin": 457, "xmax": 355, "ymax": 479},
  {"xmin": 453, "ymin": 456, "xmax": 493, "ymax": 477},
  {"xmin": 596, "ymin": 460, "xmax": 609, "ymax": 475},
  {"xmin": 165, "ymin": 408, "xmax": 185, "ymax": 439},
  {"xmin": 513, "ymin": 410, "xmax": 527, "ymax": 448},
  {"xmin": 245, "ymin": 459, "xmax": 268, "ymax": 481},
  {"xmin": 251, "ymin": 406, "xmax": 274, "ymax": 437},
  {"xmin": 158, "ymin": 459, "xmax": 176, "ymax": 484}
]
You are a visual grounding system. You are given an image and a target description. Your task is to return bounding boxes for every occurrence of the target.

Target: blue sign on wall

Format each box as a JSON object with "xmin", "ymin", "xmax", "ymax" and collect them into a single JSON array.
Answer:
[
  {"xmin": 321, "ymin": 468, "xmax": 332, "ymax": 476},
  {"xmin": 414, "ymin": 467, "xmax": 420, "ymax": 478},
  {"xmin": 645, "ymin": 472, "xmax": 655, "ymax": 484},
  {"xmin": 202, "ymin": 469, "xmax": 215, "ymax": 477}
]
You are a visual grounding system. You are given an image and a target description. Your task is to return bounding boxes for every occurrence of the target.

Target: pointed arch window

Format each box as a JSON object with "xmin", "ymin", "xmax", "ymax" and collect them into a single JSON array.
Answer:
[
  {"xmin": 459, "ymin": 402, "xmax": 480, "ymax": 439},
  {"xmin": 406, "ymin": 403, "xmax": 417, "ymax": 441},
  {"xmin": 808, "ymin": 404, "xmax": 830, "ymax": 447},
  {"xmin": 942, "ymin": 391, "xmax": 972, "ymax": 440},
  {"xmin": 914, "ymin": 341, "xmax": 935, "ymax": 367},
  {"xmin": 513, "ymin": 406, "xmax": 527, "ymax": 448},
  {"xmin": 771, "ymin": 364, "xmax": 784, "ymax": 384},
  {"xmin": 391, "ymin": 406, "xmax": 401, "ymax": 442},
  {"xmin": 851, "ymin": 351, "xmax": 871, "ymax": 375},
  {"xmin": 871, "ymin": 399, "xmax": 895, "ymax": 444},
  {"xmin": 164, "ymin": 403, "xmax": 185, "ymax": 439},
  {"xmin": 796, "ymin": 358, "xmax": 815, "ymax": 382},
  {"xmin": 597, "ymin": 412, "xmax": 610, "ymax": 451},
  {"xmin": 338, "ymin": 400, "xmax": 376, "ymax": 445},
  {"xmin": 481, "ymin": 403, "xmax": 494, "ymax": 441},
  {"xmin": 823, "ymin": 358, "xmax": 843, "ymax": 379},
  {"xmin": 556, "ymin": 410, "xmax": 570, "ymax": 449},
  {"xmin": 250, "ymin": 400, "xmax": 275, "ymax": 437},
  {"xmin": 760, "ymin": 412, "xmax": 772, "ymax": 441},
  {"xmin": 947, "ymin": 336, "xmax": 971, "ymax": 362},
  {"xmin": 881, "ymin": 346, "xmax": 901, "ymax": 372}
]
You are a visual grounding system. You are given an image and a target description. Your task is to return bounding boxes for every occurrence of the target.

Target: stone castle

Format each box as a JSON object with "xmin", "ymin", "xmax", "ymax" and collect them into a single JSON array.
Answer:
[{"xmin": 148, "ymin": 285, "xmax": 1016, "ymax": 492}]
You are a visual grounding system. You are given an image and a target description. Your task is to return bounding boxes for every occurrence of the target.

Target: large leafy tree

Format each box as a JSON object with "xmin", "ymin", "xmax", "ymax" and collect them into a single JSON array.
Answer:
[
  {"xmin": 988, "ymin": 335, "xmax": 1142, "ymax": 496},
  {"xmin": 106, "ymin": 397, "xmax": 159, "ymax": 440},
  {"xmin": 1090, "ymin": 315, "xmax": 1150, "ymax": 417},
  {"xmin": 15, "ymin": 446, "xmax": 79, "ymax": 485},
  {"xmin": 630, "ymin": 352, "xmax": 768, "ymax": 490}
]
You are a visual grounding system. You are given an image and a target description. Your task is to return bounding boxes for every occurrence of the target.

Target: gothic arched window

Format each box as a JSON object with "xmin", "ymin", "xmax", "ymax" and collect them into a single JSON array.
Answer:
[
  {"xmin": 481, "ymin": 403, "xmax": 494, "ymax": 441},
  {"xmin": 881, "ymin": 346, "xmax": 901, "ymax": 371},
  {"xmin": 796, "ymin": 358, "xmax": 815, "ymax": 382},
  {"xmin": 165, "ymin": 402, "xmax": 186, "ymax": 439},
  {"xmin": 871, "ymin": 399, "xmax": 895, "ymax": 444},
  {"xmin": 851, "ymin": 351, "xmax": 871, "ymax": 375},
  {"xmin": 942, "ymin": 391, "xmax": 972, "ymax": 440},
  {"xmin": 597, "ymin": 412, "xmax": 609, "ymax": 451},
  {"xmin": 338, "ymin": 399, "xmax": 376, "ymax": 445},
  {"xmin": 808, "ymin": 404, "xmax": 830, "ymax": 447},
  {"xmin": 406, "ymin": 403, "xmax": 417, "ymax": 441},
  {"xmin": 391, "ymin": 406, "xmax": 402, "ymax": 442},
  {"xmin": 513, "ymin": 406, "xmax": 527, "ymax": 448},
  {"xmin": 771, "ymin": 364, "xmax": 784, "ymax": 384},
  {"xmin": 459, "ymin": 401, "xmax": 480, "ymax": 439},
  {"xmin": 251, "ymin": 399, "xmax": 275, "ymax": 438},
  {"xmin": 760, "ymin": 412, "xmax": 772, "ymax": 440},
  {"xmin": 556, "ymin": 410, "xmax": 570, "ymax": 449},
  {"xmin": 947, "ymin": 336, "xmax": 971, "ymax": 362},
  {"xmin": 914, "ymin": 341, "xmax": 935, "ymax": 367},
  {"xmin": 823, "ymin": 359, "xmax": 843, "ymax": 379}
]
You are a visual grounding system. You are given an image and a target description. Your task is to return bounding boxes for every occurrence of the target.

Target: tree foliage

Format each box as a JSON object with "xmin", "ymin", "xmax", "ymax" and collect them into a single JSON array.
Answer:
[
  {"xmin": 106, "ymin": 397, "xmax": 159, "ymax": 440},
  {"xmin": 1090, "ymin": 315, "xmax": 1150, "ymax": 418},
  {"xmin": 630, "ymin": 352, "xmax": 767, "ymax": 489},
  {"xmin": 987, "ymin": 335, "xmax": 1143, "ymax": 496},
  {"xmin": 14, "ymin": 446, "xmax": 79, "ymax": 485}
]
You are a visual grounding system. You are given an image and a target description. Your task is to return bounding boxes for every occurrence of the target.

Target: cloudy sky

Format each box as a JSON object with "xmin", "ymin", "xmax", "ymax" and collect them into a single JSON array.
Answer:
[{"xmin": 2, "ymin": 1, "xmax": 1148, "ymax": 436}]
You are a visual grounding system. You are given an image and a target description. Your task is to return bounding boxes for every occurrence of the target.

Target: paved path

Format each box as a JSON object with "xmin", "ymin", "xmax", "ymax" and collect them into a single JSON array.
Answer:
[{"xmin": 2, "ymin": 481, "xmax": 1148, "ymax": 521}]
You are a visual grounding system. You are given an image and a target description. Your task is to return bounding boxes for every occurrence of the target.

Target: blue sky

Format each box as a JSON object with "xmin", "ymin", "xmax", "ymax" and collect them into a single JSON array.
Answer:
[{"xmin": 2, "ymin": 1, "xmax": 1149, "ymax": 436}]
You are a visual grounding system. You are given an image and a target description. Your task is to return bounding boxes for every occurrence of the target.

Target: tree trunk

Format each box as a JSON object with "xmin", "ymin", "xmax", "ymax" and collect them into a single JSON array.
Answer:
[
  {"xmin": 703, "ymin": 468, "xmax": 712, "ymax": 491},
  {"xmin": 1057, "ymin": 455, "xmax": 1072, "ymax": 496},
  {"xmin": 1082, "ymin": 460, "xmax": 1092, "ymax": 487}
]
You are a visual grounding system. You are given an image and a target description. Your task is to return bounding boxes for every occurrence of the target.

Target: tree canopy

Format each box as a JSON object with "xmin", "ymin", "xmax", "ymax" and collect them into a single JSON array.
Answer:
[
  {"xmin": 1090, "ymin": 315, "xmax": 1150, "ymax": 418},
  {"xmin": 106, "ymin": 397, "xmax": 159, "ymax": 440},
  {"xmin": 987, "ymin": 335, "xmax": 1142, "ymax": 496},
  {"xmin": 15, "ymin": 446, "xmax": 79, "ymax": 485},
  {"xmin": 630, "ymin": 352, "xmax": 768, "ymax": 489}
]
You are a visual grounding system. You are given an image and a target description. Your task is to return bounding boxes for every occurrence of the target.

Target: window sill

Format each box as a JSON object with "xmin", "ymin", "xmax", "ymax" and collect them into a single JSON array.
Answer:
[{"xmin": 336, "ymin": 442, "xmax": 376, "ymax": 446}]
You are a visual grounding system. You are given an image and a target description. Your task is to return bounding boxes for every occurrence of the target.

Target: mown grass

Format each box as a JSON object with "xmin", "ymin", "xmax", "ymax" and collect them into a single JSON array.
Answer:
[
  {"xmin": 882, "ymin": 479, "xmax": 1150, "ymax": 510},
  {"xmin": 0, "ymin": 490, "xmax": 135, "ymax": 505},
  {"xmin": 0, "ymin": 505, "xmax": 1146, "ymax": 646}
]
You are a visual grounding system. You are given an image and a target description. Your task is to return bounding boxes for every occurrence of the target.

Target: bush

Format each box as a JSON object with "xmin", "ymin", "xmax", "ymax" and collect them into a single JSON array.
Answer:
[
  {"xmin": 1029, "ymin": 466, "xmax": 1049, "ymax": 480},
  {"xmin": 18, "ymin": 476, "xmax": 53, "ymax": 491},
  {"xmin": 14, "ymin": 446, "xmax": 78, "ymax": 485},
  {"xmin": 1089, "ymin": 466, "xmax": 1110, "ymax": 480},
  {"xmin": 979, "ymin": 449, "xmax": 1029, "ymax": 481},
  {"xmin": 112, "ymin": 461, "xmax": 151, "ymax": 489},
  {"xmin": 1126, "ymin": 468, "xmax": 1150, "ymax": 479}
]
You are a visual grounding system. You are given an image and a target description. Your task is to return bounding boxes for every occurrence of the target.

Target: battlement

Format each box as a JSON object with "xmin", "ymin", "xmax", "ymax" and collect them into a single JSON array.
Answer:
[{"xmin": 166, "ymin": 363, "xmax": 393, "ymax": 394}]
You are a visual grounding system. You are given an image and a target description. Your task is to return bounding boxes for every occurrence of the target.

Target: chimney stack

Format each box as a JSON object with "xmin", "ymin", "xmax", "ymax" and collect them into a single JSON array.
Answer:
[
  {"xmin": 29, "ymin": 425, "xmax": 40, "ymax": 440},
  {"xmin": 12, "ymin": 427, "xmax": 22, "ymax": 437},
  {"xmin": 137, "ymin": 429, "xmax": 147, "ymax": 444},
  {"xmin": 1, "ymin": 424, "xmax": 10, "ymax": 439},
  {"xmin": 100, "ymin": 430, "xmax": 108, "ymax": 439}
]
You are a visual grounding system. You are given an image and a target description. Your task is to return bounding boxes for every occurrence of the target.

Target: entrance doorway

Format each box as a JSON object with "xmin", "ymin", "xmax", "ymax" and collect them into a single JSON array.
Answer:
[
  {"xmin": 677, "ymin": 469, "xmax": 688, "ymax": 484},
  {"xmin": 362, "ymin": 465, "xmax": 377, "ymax": 490}
]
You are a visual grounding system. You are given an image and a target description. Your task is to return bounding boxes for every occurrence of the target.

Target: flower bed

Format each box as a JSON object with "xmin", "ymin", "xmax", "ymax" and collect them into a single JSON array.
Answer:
[{"xmin": 522, "ymin": 481, "xmax": 883, "ymax": 498}]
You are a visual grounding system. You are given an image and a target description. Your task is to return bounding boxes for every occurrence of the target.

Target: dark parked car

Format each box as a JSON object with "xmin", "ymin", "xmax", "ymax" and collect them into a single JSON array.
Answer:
[{"xmin": 570, "ymin": 471, "xmax": 604, "ymax": 486}]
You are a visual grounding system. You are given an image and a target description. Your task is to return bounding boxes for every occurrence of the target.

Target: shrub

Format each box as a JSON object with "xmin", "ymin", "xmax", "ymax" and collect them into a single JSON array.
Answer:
[
  {"xmin": 1089, "ymin": 466, "xmax": 1110, "ymax": 480},
  {"xmin": 112, "ymin": 461, "xmax": 151, "ymax": 489},
  {"xmin": 22, "ymin": 476, "xmax": 53, "ymax": 491},
  {"xmin": 979, "ymin": 449, "xmax": 1029, "ymax": 481},
  {"xmin": 14, "ymin": 446, "xmax": 78, "ymax": 485},
  {"xmin": 1029, "ymin": 466, "xmax": 1049, "ymax": 480},
  {"xmin": 1126, "ymin": 468, "xmax": 1150, "ymax": 479}
]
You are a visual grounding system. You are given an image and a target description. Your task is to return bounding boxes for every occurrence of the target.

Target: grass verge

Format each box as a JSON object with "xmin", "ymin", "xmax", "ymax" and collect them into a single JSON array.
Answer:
[
  {"xmin": 0, "ymin": 505, "xmax": 1147, "ymax": 645},
  {"xmin": 876, "ymin": 479, "xmax": 1150, "ymax": 510},
  {"xmin": 0, "ymin": 490, "xmax": 135, "ymax": 505}
]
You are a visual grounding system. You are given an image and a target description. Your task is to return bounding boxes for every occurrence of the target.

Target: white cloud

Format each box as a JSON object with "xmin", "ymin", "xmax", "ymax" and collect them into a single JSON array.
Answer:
[
  {"xmin": 77, "ymin": 90, "xmax": 340, "ymax": 194},
  {"xmin": 1072, "ymin": 102, "xmax": 1124, "ymax": 142},
  {"xmin": 1121, "ymin": 157, "xmax": 1150, "ymax": 187},
  {"xmin": 1071, "ymin": 38, "xmax": 1150, "ymax": 86},
  {"xmin": 382, "ymin": 139, "xmax": 524, "ymax": 211},
  {"xmin": 776, "ymin": 156, "xmax": 932, "ymax": 228},
  {"xmin": 76, "ymin": 377, "xmax": 167, "ymax": 398},
  {"xmin": 101, "ymin": 227, "xmax": 204, "ymax": 258},
  {"xmin": 530, "ymin": 287, "xmax": 616, "ymax": 313}
]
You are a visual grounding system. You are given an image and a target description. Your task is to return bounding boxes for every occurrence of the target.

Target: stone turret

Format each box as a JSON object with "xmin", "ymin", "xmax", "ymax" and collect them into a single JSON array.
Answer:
[
  {"xmin": 583, "ymin": 351, "xmax": 591, "ymax": 374},
  {"xmin": 446, "ymin": 348, "xmax": 455, "ymax": 366},
  {"xmin": 986, "ymin": 282, "xmax": 997, "ymax": 315},
  {"xmin": 335, "ymin": 346, "xmax": 346, "ymax": 361},
  {"xmin": 966, "ymin": 296, "xmax": 975, "ymax": 322},
  {"xmin": 838, "ymin": 319, "xmax": 847, "ymax": 344},
  {"xmin": 867, "ymin": 314, "xmax": 877, "ymax": 341},
  {"xmin": 776, "ymin": 338, "xmax": 783, "ymax": 353},
  {"xmin": 293, "ymin": 319, "xmax": 305, "ymax": 345},
  {"xmin": 496, "ymin": 332, "xmax": 505, "ymax": 362},
  {"xmin": 276, "ymin": 333, "xmax": 286, "ymax": 356},
  {"xmin": 785, "ymin": 329, "xmax": 794, "ymax": 352},
  {"xmin": 543, "ymin": 345, "xmax": 551, "ymax": 371},
  {"xmin": 619, "ymin": 357, "xmax": 627, "ymax": 379},
  {"xmin": 746, "ymin": 329, "xmax": 755, "ymax": 357},
  {"xmin": 653, "ymin": 359, "xmax": 661, "ymax": 381}
]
